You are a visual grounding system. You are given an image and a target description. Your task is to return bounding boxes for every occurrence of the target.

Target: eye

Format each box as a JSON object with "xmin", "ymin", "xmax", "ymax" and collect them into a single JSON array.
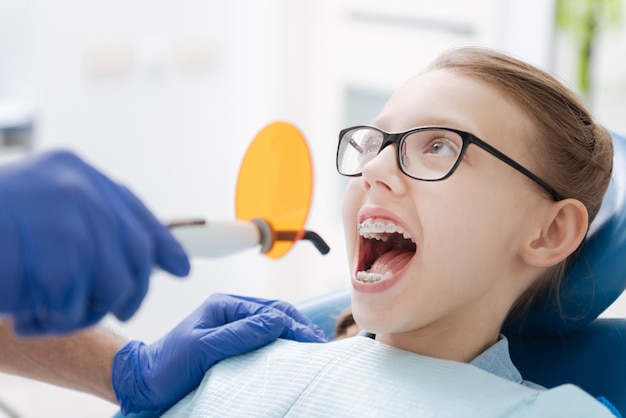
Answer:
[
  {"xmin": 424, "ymin": 136, "xmax": 459, "ymax": 157},
  {"xmin": 362, "ymin": 134, "xmax": 381, "ymax": 154},
  {"xmin": 348, "ymin": 129, "xmax": 382, "ymax": 155},
  {"xmin": 426, "ymin": 141, "xmax": 456, "ymax": 155}
]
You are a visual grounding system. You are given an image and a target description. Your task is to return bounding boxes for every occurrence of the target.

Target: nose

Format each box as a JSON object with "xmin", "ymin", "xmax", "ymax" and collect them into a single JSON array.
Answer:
[{"xmin": 361, "ymin": 144, "xmax": 408, "ymax": 195}]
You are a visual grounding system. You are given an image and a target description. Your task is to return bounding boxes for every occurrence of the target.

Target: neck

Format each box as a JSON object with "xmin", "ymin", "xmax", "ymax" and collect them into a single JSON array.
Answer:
[{"xmin": 374, "ymin": 309, "xmax": 505, "ymax": 363}]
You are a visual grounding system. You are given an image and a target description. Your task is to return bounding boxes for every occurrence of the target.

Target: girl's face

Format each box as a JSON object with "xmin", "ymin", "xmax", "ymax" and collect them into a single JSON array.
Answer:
[{"xmin": 342, "ymin": 69, "xmax": 553, "ymax": 360}]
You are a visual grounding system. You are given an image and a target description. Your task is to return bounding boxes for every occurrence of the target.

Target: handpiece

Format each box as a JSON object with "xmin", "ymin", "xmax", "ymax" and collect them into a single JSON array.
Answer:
[{"xmin": 168, "ymin": 219, "xmax": 329, "ymax": 258}]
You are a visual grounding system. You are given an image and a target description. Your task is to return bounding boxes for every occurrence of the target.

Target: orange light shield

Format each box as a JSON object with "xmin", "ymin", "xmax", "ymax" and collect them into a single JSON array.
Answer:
[{"xmin": 235, "ymin": 122, "xmax": 313, "ymax": 259}]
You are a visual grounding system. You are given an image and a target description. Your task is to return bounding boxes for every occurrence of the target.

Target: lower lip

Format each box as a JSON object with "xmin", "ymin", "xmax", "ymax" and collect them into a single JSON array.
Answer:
[{"xmin": 351, "ymin": 262, "xmax": 412, "ymax": 294}]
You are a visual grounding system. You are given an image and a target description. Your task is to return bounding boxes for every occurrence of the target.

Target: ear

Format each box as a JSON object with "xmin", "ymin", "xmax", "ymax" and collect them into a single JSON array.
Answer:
[{"xmin": 520, "ymin": 199, "xmax": 589, "ymax": 268}]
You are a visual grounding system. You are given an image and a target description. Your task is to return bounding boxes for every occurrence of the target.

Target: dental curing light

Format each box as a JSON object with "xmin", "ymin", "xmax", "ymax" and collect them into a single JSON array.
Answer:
[{"xmin": 168, "ymin": 122, "xmax": 329, "ymax": 259}]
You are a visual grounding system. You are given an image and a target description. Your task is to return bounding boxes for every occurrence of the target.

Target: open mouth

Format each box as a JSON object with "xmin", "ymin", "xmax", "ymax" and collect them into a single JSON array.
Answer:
[{"xmin": 356, "ymin": 219, "xmax": 417, "ymax": 283}]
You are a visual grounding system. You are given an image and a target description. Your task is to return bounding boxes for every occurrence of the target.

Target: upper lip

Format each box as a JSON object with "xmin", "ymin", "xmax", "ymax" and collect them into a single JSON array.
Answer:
[{"xmin": 357, "ymin": 207, "xmax": 412, "ymax": 234}]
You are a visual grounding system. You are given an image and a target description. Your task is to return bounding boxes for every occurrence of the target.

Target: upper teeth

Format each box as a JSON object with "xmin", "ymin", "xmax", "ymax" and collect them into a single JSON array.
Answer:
[{"xmin": 358, "ymin": 220, "xmax": 414, "ymax": 242}]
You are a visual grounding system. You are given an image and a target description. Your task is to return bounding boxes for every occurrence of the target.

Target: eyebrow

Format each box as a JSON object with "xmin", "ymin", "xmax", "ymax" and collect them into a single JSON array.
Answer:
[{"xmin": 370, "ymin": 116, "xmax": 475, "ymax": 133}]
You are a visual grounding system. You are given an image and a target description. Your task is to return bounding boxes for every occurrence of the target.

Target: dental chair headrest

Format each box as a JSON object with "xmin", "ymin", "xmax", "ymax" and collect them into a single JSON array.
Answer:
[{"xmin": 505, "ymin": 131, "xmax": 626, "ymax": 336}]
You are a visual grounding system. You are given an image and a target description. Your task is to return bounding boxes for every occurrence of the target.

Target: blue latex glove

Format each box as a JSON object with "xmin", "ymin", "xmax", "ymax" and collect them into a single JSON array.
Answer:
[
  {"xmin": 0, "ymin": 150, "xmax": 190, "ymax": 335},
  {"xmin": 112, "ymin": 293, "xmax": 328, "ymax": 415}
]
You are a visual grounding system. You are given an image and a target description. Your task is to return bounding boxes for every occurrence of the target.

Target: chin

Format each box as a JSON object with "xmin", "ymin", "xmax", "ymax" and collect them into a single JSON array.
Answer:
[{"xmin": 351, "ymin": 300, "xmax": 395, "ymax": 335}]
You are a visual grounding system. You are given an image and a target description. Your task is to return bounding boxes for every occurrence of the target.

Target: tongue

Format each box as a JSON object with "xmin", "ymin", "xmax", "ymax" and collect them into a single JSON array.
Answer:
[{"xmin": 369, "ymin": 249, "xmax": 413, "ymax": 275}]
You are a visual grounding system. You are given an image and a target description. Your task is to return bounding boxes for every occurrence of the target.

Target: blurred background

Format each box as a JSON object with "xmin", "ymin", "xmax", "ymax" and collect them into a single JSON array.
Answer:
[{"xmin": 1, "ymin": 0, "xmax": 625, "ymax": 416}]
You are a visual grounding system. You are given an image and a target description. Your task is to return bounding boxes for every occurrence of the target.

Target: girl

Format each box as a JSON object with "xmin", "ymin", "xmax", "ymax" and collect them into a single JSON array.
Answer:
[{"xmin": 339, "ymin": 45, "xmax": 613, "ymax": 369}]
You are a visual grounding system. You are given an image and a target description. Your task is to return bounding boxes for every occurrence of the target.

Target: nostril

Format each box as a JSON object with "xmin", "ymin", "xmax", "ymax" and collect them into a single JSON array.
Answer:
[
  {"xmin": 375, "ymin": 180, "xmax": 393, "ymax": 192},
  {"xmin": 360, "ymin": 176, "xmax": 392, "ymax": 193}
]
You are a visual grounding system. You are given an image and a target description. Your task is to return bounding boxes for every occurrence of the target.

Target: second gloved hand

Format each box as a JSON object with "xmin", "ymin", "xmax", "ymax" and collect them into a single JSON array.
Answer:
[
  {"xmin": 0, "ymin": 150, "xmax": 190, "ymax": 335},
  {"xmin": 112, "ymin": 293, "xmax": 328, "ymax": 415}
]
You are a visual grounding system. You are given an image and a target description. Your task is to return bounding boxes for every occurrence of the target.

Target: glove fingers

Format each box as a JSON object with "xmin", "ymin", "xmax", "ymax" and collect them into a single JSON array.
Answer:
[
  {"xmin": 79, "ymin": 168, "xmax": 155, "ymax": 322},
  {"xmin": 198, "ymin": 313, "xmax": 289, "ymax": 365},
  {"xmin": 265, "ymin": 299, "xmax": 326, "ymax": 333},
  {"xmin": 89, "ymin": 259, "xmax": 138, "ymax": 323},
  {"xmin": 263, "ymin": 306, "xmax": 328, "ymax": 342},
  {"xmin": 222, "ymin": 294, "xmax": 327, "ymax": 341},
  {"xmin": 107, "ymin": 213, "xmax": 152, "ymax": 321},
  {"xmin": 110, "ymin": 261, "xmax": 150, "ymax": 321},
  {"xmin": 117, "ymin": 185, "xmax": 190, "ymax": 277},
  {"xmin": 201, "ymin": 312, "xmax": 327, "ymax": 366},
  {"xmin": 85, "ymin": 209, "xmax": 144, "ymax": 324},
  {"xmin": 277, "ymin": 315, "xmax": 329, "ymax": 343}
]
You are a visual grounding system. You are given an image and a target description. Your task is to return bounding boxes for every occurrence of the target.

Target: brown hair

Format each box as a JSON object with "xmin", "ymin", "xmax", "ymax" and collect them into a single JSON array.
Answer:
[
  {"xmin": 334, "ymin": 307, "xmax": 360, "ymax": 340},
  {"xmin": 426, "ymin": 46, "xmax": 614, "ymax": 318}
]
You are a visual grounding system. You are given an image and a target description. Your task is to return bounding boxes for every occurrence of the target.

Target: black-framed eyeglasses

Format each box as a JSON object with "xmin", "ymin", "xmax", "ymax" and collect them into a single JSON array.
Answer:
[{"xmin": 336, "ymin": 125, "xmax": 562, "ymax": 201}]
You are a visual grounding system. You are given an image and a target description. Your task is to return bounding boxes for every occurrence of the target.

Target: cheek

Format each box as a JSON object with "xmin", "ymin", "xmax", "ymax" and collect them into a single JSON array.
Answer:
[
  {"xmin": 420, "ymin": 188, "xmax": 525, "ymax": 281},
  {"xmin": 415, "ymin": 188, "xmax": 502, "ymax": 282}
]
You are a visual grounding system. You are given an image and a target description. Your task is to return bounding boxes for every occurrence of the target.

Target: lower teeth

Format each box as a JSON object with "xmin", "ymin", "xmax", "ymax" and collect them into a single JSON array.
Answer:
[{"xmin": 356, "ymin": 271, "xmax": 392, "ymax": 283}]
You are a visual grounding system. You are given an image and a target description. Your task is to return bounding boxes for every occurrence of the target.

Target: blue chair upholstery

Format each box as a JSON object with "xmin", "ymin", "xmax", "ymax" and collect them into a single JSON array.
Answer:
[
  {"xmin": 508, "ymin": 319, "xmax": 626, "ymax": 411},
  {"xmin": 114, "ymin": 132, "xmax": 626, "ymax": 416}
]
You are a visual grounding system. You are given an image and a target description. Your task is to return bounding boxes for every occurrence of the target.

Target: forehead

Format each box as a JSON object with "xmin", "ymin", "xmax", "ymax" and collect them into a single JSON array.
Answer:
[{"xmin": 374, "ymin": 69, "xmax": 532, "ymax": 153}]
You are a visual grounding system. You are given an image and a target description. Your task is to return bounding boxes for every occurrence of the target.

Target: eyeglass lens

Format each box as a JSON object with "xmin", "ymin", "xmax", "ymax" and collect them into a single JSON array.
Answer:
[{"xmin": 338, "ymin": 127, "xmax": 464, "ymax": 180}]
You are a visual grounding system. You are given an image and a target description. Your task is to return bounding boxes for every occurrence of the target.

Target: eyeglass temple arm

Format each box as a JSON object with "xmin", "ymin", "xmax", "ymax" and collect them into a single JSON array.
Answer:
[{"xmin": 470, "ymin": 137, "xmax": 563, "ymax": 201}]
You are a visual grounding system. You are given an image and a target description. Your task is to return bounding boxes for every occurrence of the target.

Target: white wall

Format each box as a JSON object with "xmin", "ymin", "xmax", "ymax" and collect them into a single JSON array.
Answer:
[{"xmin": 17, "ymin": 0, "xmax": 564, "ymax": 315}]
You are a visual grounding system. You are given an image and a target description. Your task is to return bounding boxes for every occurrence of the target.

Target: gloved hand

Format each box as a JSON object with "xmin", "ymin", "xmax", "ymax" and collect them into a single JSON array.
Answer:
[
  {"xmin": 112, "ymin": 293, "xmax": 328, "ymax": 415},
  {"xmin": 0, "ymin": 150, "xmax": 190, "ymax": 335}
]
